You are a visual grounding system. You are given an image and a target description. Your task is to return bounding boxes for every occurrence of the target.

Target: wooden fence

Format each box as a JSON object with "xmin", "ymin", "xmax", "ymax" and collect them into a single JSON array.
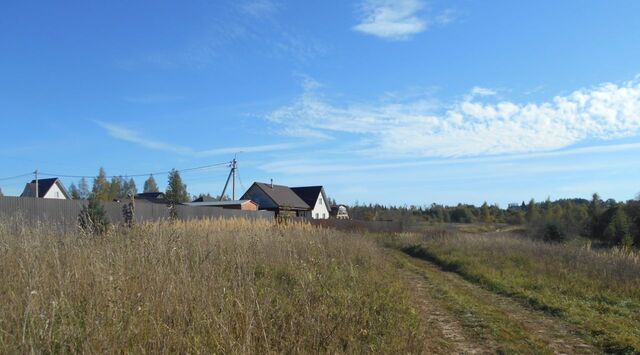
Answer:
[{"xmin": 0, "ymin": 196, "xmax": 274, "ymax": 233}]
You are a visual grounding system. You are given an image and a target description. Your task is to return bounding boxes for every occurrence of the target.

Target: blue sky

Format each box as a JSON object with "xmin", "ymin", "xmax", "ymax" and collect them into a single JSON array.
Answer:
[{"xmin": 1, "ymin": 0, "xmax": 640, "ymax": 206}]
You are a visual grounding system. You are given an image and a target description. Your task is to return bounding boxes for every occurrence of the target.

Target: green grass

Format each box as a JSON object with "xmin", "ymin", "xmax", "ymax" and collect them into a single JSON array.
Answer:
[
  {"xmin": 0, "ymin": 219, "xmax": 425, "ymax": 353},
  {"xmin": 388, "ymin": 230, "xmax": 640, "ymax": 353}
]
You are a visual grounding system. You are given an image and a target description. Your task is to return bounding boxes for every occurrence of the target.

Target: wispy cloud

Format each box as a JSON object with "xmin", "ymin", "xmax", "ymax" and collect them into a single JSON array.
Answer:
[
  {"xmin": 125, "ymin": 1, "xmax": 325, "ymax": 69},
  {"xmin": 259, "ymin": 141, "xmax": 640, "ymax": 176},
  {"xmin": 470, "ymin": 86, "xmax": 496, "ymax": 97},
  {"xmin": 353, "ymin": 0, "xmax": 427, "ymax": 40},
  {"xmin": 96, "ymin": 121, "xmax": 295, "ymax": 157},
  {"xmin": 435, "ymin": 8, "xmax": 458, "ymax": 25},
  {"xmin": 197, "ymin": 143, "xmax": 294, "ymax": 157},
  {"xmin": 241, "ymin": 0, "xmax": 280, "ymax": 19},
  {"xmin": 96, "ymin": 121, "xmax": 193, "ymax": 155},
  {"xmin": 268, "ymin": 77, "xmax": 640, "ymax": 158}
]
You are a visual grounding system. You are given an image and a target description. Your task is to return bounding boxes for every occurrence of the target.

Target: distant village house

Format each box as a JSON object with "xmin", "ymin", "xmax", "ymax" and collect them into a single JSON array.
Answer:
[
  {"xmin": 241, "ymin": 181, "xmax": 336, "ymax": 219},
  {"xmin": 241, "ymin": 182, "xmax": 309, "ymax": 218},
  {"xmin": 20, "ymin": 178, "xmax": 70, "ymax": 199},
  {"xmin": 291, "ymin": 186, "xmax": 330, "ymax": 219},
  {"xmin": 331, "ymin": 204, "xmax": 350, "ymax": 220}
]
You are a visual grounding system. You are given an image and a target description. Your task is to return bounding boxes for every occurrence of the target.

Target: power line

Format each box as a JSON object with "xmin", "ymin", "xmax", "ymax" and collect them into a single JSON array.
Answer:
[
  {"xmin": 236, "ymin": 165, "xmax": 246, "ymax": 192},
  {"xmin": 0, "ymin": 173, "xmax": 34, "ymax": 182},
  {"xmin": 37, "ymin": 161, "xmax": 232, "ymax": 180}
]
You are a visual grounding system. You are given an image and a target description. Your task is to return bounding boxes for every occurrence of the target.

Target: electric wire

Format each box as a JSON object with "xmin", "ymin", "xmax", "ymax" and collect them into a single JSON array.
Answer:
[{"xmin": 37, "ymin": 161, "xmax": 231, "ymax": 180}]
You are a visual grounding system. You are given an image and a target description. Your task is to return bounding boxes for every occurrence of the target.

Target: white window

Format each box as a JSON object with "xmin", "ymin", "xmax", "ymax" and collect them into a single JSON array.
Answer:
[
  {"xmin": 322, "ymin": 213, "xmax": 325, "ymax": 219},
  {"xmin": 319, "ymin": 197, "xmax": 323, "ymax": 205},
  {"xmin": 315, "ymin": 213, "xmax": 319, "ymax": 218}
]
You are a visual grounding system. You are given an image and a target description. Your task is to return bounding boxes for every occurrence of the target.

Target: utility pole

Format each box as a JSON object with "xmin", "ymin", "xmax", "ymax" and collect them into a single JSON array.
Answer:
[
  {"xmin": 219, "ymin": 157, "xmax": 238, "ymax": 201},
  {"xmin": 34, "ymin": 169, "xmax": 39, "ymax": 198},
  {"xmin": 232, "ymin": 158, "xmax": 236, "ymax": 200}
]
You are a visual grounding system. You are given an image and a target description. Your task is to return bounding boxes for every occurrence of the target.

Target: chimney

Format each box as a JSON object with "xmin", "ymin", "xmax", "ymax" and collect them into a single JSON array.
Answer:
[{"xmin": 270, "ymin": 179, "xmax": 274, "ymax": 188}]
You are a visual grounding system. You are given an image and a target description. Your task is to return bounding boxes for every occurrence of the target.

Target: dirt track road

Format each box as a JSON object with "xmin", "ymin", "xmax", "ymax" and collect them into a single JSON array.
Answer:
[{"xmin": 390, "ymin": 250, "xmax": 599, "ymax": 354}]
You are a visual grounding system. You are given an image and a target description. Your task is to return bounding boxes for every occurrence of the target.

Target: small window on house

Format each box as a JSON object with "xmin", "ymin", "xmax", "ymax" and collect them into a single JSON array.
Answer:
[
  {"xmin": 315, "ymin": 213, "xmax": 319, "ymax": 218},
  {"xmin": 322, "ymin": 213, "xmax": 326, "ymax": 218},
  {"xmin": 319, "ymin": 198, "xmax": 323, "ymax": 205}
]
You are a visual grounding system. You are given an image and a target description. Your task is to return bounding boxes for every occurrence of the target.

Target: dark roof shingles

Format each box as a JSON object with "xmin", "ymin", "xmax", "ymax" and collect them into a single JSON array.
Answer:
[
  {"xmin": 253, "ymin": 182, "xmax": 309, "ymax": 209},
  {"xmin": 290, "ymin": 186, "xmax": 324, "ymax": 208}
]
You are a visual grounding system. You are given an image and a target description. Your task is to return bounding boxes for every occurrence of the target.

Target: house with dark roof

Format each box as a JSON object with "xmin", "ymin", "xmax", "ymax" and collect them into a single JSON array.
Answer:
[
  {"xmin": 135, "ymin": 192, "xmax": 167, "ymax": 204},
  {"xmin": 291, "ymin": 186, "xmax": 330, "ymax": 219},
  {"xmin": 20, "ymin": 178, "xmax": 70, "ymax": 199},
  {"xmin": 241, "ymin": 181, "xmax": 309, "ymax": 217}
]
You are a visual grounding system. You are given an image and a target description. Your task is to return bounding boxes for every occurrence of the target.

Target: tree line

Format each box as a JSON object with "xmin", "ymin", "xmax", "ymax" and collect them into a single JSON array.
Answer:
[
  {"xmin": 349, "ymin": 194, "xmax": 640, "ymax": 248},
  {"xmin": 67, "ymin": 168, "xmax": 190, "ymax": 204}
]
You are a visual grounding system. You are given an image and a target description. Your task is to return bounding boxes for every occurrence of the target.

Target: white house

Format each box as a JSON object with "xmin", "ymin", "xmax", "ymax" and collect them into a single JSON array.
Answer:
[
  {"xmin": 291, "ymin": 186, "xmax": 331, "ymax": 219},
  {"xmin": 331, "ymin": 205, "xmax": 350, "ymax": 220},
  {"xmin": 20, "ymin": 178, "xmax": 70, "ymax": 199}
]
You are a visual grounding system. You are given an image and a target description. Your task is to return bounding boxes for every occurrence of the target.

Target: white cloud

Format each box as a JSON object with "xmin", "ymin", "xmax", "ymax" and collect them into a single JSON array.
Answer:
[
  {"xmin": 353, "ymin": 0, "xmax": 427, "ymax": 40},
  {"xmin": 470, "ymin": 86, "xmax": 496, "ymax": 97},
  {"xmin": 197, "ymin": 143, "xmax": 294, "ymax": 157},
  {"xmin": 259, "ymin": 141, "xmax": 640, "ymax": 175},
  {"xmin": 267, "ymin": 78, "xmax": 640, "ymax": 158},
  {"xmin": 96, "ymin": 121, "xmax": 193, "ymax": 155},
  {"xmin": 435, "ymin": 8, "xmax": 457, "ymax": 25},
  {"xmin": 96, "ymin": 121, "xmax": 294, "ymax": 157}
]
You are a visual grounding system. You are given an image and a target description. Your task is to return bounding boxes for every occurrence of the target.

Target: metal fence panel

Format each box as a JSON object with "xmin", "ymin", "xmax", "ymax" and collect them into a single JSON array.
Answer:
[{"xmin": 0, "ymin": 196, "xmax": 274, "ymax": 232}]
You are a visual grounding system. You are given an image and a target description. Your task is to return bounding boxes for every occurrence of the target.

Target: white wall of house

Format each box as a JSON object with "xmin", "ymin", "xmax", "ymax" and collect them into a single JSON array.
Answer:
[
  {"xmin": 311, "ymin": 193, "xmax": 330, "ymax": 219},
  {"xmin": 43, "ymin": 183, "xmax": 67, "ymax": 199}
]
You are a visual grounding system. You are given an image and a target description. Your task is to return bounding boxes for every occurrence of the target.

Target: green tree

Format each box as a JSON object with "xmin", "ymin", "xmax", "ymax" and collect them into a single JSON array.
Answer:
[
  {"xmin": 525, "ymin": 199, "xmax": 539, "ymax": 222},
  {"xmin": 78, "ymin": 177, "xmax": 90, "ymax": 200},
  {"xmin": 543, "ymin": 222, "xmax": 566, "ymax": 243},
  {"xmin": 165, "ymin": 169, "xmax": 189, "ymax": 204},
  {"xmin": 108, "ymin": 176, "xmax": 123, "ymax": 200},
  {"xmin": 91, "ymin": 168, "xmax": 110, "ymax": 201},
  {"xmin": 604, "ymin": 207, "xmax": 633, "ymax": 248},
  {"xmin": 480, "ymin": 202, "xmax": 492, "ymax": 223},
  {"xmin": 587, "ymin": 193, "xmax": 603, "ymax": 238},
  {"xmin": 126, "ymin": 178, "xmax": 137, "ymax": 196},
  {"xmin": 69, "ymin": 183, "xmax": 81, "ymax": 200},
  {"xmin": 143, "ymin": 174, "xmax": 159, "ymax": 193}
]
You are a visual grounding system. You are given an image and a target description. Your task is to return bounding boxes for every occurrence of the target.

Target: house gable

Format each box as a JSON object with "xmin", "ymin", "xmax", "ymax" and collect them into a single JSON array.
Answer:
[
  {"xmin": 43, "ymin": 181, "xmax": 69, "ymax": 199},
  {"xmin": 241, "ymin": 184, "xmax": 278, "ymax": 209},
  {"xmin": 310, "ymin": 192, "xmax": 330, "ymax": 219},
  {"xmin": 20, "ymin": 178, "xmax": 70, "ymax": 199},
  {"xmin": 291, "ymin": 186, "xmax": 331, "ymax": 219}
]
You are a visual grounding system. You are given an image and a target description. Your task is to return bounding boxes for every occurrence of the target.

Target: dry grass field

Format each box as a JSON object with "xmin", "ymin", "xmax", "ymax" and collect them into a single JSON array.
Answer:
[{"xmin": 0, "ymin": 219, "xmax": 424, "ymax": 353}]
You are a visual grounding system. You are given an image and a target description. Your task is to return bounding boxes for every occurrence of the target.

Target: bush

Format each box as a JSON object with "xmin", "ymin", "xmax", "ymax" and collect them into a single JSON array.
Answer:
[
  {"xmin": 603, "ymin": 207, "xmax": 633, "ymax": 248},
  {"xmin": 542, "ymin": 222, "xmax": 566, "ymax": 243},
  {"xmin": 78, "ymin": 199, "xmax": 109, "ymax": 235}
]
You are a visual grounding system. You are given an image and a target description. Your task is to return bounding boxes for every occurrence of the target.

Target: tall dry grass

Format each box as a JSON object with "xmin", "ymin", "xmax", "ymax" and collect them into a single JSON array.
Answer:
[
  {"xmin": 393, "ymin": 230, "xmax": 640, "ymax": 352},
  {"xmin": 0, "ymin": 219, "xmax": 424, "ymax": 353}
]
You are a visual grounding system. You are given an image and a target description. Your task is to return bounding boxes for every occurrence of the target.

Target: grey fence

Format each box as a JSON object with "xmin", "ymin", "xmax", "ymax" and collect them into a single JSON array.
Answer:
[{"xmin": 0, "ymin": 196, "xmax": 274, "ymax": 232}]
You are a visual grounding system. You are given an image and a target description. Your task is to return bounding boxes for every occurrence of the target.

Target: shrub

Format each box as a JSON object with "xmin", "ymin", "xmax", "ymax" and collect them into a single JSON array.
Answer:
[
  {"xmin": 603, "ymin": 207, "xmax": 632, "ymax": 248},
  {"xmin": 78, "ymin": 198, "xmax": 109, "ymax": 235},
  {"xmin": 542, "ymin": 222, "xmax": 566, "ymax": 243}
]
